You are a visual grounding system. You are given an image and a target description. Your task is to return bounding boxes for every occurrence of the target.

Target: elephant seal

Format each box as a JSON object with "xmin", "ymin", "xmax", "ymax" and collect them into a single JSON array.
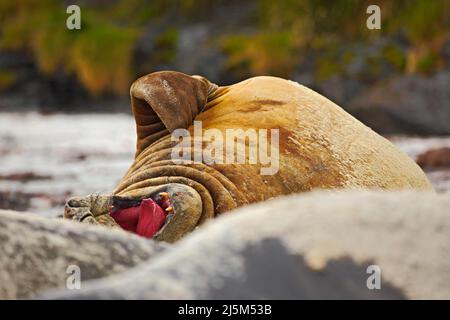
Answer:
[{"xmin": 64, "ymin": 71, "xmax": 433, "ymax": 242}]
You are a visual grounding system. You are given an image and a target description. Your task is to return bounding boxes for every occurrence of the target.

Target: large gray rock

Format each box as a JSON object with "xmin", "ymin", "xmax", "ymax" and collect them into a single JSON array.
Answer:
[
  {"xmin": 0, "ymin": 210, "xmax": 168, "ymax": 299},
  {"xmin": 349, "ymin": 71, "xmax": 450, "ymax": 134},
  {"xmin": 43, "ymin": 191, "xmax": 450, "ymax": 299}
]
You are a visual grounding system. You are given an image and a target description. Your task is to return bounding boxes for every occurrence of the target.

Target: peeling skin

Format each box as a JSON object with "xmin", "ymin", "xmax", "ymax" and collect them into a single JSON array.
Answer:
[{"xmin": 64, "ymin": 71, "xmax": 434, "ymax": 242}]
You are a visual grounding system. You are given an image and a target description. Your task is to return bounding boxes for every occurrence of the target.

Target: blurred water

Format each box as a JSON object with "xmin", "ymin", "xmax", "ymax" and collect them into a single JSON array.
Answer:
[{"xmin": 0, "ymin": 112, "xmax": 135, "ymax": 216}]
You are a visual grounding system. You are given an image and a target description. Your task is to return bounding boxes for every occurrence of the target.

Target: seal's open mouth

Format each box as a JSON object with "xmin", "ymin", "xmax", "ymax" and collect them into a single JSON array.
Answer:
[{"xmin": 109, "ymin": 193, "xmax": 173, "ymax": 239}]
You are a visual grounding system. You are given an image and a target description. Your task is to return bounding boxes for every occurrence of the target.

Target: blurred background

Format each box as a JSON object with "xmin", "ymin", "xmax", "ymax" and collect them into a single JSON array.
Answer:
[{"xmin": 0, "ymin": 0, "xmax": 449, "ymax": 215}]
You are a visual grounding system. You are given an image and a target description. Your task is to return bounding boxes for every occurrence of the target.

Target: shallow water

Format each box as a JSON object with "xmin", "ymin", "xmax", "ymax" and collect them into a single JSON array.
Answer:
[
  {"xmin": 0, "ymin": 112, "xmax": 135, "ymax": 216},
  {"xmin": 0, "ymin": 112, "xmax": 449, "ymax": 216}
]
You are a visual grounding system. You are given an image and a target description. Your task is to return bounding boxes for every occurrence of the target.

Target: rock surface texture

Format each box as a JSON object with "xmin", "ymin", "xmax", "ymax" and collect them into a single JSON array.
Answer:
[
  {"xmin": 31, "ymin": 190, "xmax": 450, "ymax": 300},
  {"xmin": 0, "ymin": 210, "xmax": 167, "ymax": 299}
]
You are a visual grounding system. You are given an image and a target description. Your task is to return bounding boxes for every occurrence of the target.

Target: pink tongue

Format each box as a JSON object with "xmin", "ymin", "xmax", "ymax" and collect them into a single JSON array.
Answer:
[{"xmin": 110, "ymin": 199, "xmax": 167, "ymax": 239}]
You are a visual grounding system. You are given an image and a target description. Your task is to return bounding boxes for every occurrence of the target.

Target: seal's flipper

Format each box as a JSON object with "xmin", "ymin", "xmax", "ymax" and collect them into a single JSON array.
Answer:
[{"xmin": 130, "ymin": 71, "xmax": 215, "ymax": 156}]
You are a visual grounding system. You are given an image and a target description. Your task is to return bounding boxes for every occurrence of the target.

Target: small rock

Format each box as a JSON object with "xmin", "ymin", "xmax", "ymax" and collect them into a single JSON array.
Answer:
[{"xmin": 417, "ymin": 147, "xmax": 450, "ymax": 170}]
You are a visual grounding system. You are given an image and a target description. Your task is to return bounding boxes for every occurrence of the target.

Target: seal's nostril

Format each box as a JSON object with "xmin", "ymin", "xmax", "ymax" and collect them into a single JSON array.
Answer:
[{"xmin": 66, "ymin": 196, "xmax": 89, "ymax": 208}]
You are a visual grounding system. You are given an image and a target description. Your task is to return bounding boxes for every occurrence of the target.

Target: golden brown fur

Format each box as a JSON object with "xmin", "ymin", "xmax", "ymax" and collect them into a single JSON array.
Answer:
[{"xmin": 114, "ymin": 72, "xmax": 433, "ymax": 227}]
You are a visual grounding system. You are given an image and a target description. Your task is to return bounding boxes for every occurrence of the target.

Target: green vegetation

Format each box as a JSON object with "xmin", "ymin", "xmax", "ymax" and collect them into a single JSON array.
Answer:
[
  {"xmin": 416, "ymin": 51, "xmax": 440, "ymax": 74},
  {"xmin": 0, "ymin": 0, "xmax": 142, "ymax": 95},
  {"xmin": 221, "ymin": 32, "xmax": 299, "ymax": 78},
  {"xmin": 242, "ymin": 0, "xmax": 450, "ymax": 79},
  {"xmin": 0, "ymin": 70, "xmax": 15, "ymax": 91},
  {"xmin": 153, "ymin": 27, "xmax": 179, "ymax": 64},
  {"xmin": 0, "ymin": 0, "xmax": 449, "ymax": 95},
  {"xmin": 382, "ymin": 45, "xmax": 406, "ymax": 72}
]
